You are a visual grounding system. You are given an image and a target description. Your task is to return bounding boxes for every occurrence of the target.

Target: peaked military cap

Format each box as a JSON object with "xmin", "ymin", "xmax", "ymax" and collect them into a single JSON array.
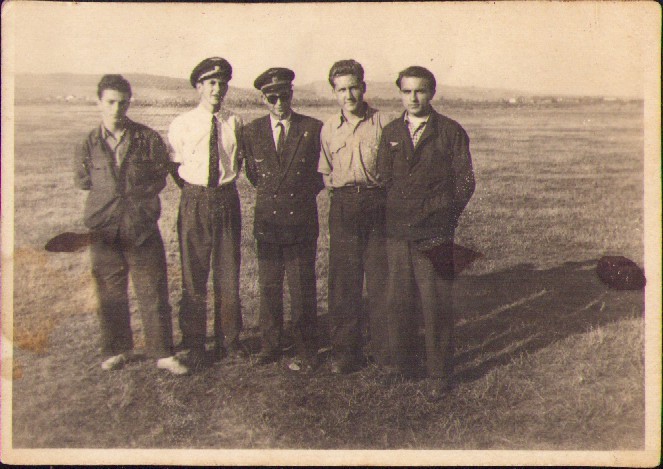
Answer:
[
  {"xmin": 254, "ymin": 67, "xmax": 295, "ymax": 92},
  {"xmin": 190, "ymin": 57, "xmax": 232, "ymax": 87}
]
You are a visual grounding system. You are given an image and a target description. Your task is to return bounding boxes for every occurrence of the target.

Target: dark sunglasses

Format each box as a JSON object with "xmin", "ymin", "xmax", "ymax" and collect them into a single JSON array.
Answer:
[{"xmin": 264, "ymin": 92, "xmax": 292, "ymax": 104}]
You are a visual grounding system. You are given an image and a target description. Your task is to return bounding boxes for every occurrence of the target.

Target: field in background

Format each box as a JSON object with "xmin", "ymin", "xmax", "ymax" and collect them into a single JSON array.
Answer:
[{"xmin": 9, "ymin": 101, "xmax": 645, "ymax": 451}]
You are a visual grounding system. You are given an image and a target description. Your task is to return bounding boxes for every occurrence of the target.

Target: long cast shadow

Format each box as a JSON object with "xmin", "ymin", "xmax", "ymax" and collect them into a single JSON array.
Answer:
[
  {"xmin": 451, "ymin": 259, "xmax": 644, "ymax": 384},
  {"xmin": 221, "ymin": 259, "xmax": 643, "ymax": 382}
]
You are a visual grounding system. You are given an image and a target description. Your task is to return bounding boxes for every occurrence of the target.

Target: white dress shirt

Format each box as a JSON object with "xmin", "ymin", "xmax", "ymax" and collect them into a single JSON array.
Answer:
[
  {"xmin": 168, "ymin": 105, "xmax": 243, "ymax": 186},
  {"xmin": 269, "ymin": 113, "xmax": 292, "ymax": 149}
]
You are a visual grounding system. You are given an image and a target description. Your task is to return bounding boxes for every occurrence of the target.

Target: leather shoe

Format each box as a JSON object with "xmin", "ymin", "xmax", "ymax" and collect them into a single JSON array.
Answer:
[
  {"xmin": 254, "ymin": 350, "xmax": 279, "ymax": 366},
  {"xmin": 288, "ymin": 355, "xmax": 319, "ymax": 374},
  {"xmin": 330, "ymin": 356, "xmax": 357, "ymax": 374},
  {"xmin": 428, "ymin": 377, "xmax": 454, "ymax": 399},
  {"xmin": 226, "ymin": 345, "xmax": 248, "ymax": 360}
]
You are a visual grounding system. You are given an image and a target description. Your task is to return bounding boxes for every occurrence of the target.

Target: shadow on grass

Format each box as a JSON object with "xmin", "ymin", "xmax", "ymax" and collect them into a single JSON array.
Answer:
[
  {"xmin": 451, "ymin": 259, "xmax": 643, "ymax": 384},
  {"xmin": 228, "ymin": 258, "xmax": 642, "ymax": 384}
]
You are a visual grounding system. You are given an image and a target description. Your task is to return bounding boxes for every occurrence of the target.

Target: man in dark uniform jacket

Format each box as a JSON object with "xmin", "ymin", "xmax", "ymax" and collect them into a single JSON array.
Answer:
[
  {"xmin": 243, "ymin": 68, "xmax": 324, "ymax": 372},
  {"xmin": 74, "ymin": 75, "xmax": 187, "ymax": 375},
  {"xmin": 377, "ymin": 66, "xmax": 475, "ymax": 388}
]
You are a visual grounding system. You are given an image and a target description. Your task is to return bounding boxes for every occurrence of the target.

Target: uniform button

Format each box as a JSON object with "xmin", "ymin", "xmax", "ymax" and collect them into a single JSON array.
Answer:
[
  {"xmin": 262, "ymin": 173, "xmax": 266, "ymax": 177},
  {"xmin": 290, "ymin": 193, "xmax": 294, "ymax": 197},
  {"xmin": 289, "ymin": 211, "xmax": 294, "ymax": 215},
  {"xmin": 296, "ymin": 171, "xmax": 301, "ymax": 175},
  {"xmin": 273, "ymin": 195, "xmax": 277, "ymax": 199},
  {"xmin": 273, "ymin": 211, "xmax": 277, "ymax": 215}
]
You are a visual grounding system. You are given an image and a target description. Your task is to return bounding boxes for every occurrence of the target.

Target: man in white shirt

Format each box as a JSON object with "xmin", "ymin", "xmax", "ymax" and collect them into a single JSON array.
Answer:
[{"xmin": 168, "ymin": 57, "xmax": 244, "ymax": 369}]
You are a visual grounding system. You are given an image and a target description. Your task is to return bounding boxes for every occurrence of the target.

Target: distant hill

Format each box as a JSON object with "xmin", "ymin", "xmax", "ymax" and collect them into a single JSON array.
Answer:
[
  {"xmin": 298, "ymin": 80, "xmax": 534, "ymax": 102},
  {"xmin": 15, "ymin": 73, "xmax": 630, "ymax": 105},
  {"xmin": 14, "ymin": 73, "xmax": 257, "ymax": 105}
]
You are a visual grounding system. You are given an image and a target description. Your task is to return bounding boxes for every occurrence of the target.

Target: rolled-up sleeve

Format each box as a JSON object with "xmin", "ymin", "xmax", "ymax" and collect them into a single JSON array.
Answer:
[
  {"xmin": 167, "ymin": 119, "xmax": 183, "ymax": 164},
  {"xmin": 318, "ymin": 124, "xmax": 333, "ymax": 176}
]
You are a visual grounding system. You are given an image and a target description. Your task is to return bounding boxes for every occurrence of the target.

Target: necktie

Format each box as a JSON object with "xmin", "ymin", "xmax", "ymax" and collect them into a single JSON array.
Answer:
[
  {"xmin": 276, "ymin": 122, "xmax": 286, "ymax": 164},
  {"xmin": 208, "ymin": 115, "xmax": 220, "ymax": 187}
]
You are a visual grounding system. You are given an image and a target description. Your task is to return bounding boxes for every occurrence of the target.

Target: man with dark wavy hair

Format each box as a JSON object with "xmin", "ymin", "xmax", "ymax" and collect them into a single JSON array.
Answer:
[
  {"xmin": 74, "ymin": 74, "xmax": 187, "ymax": 375},
  {"xmin": 318, "ymin": 59, "xmax": 388, "ymax": 374},
  {"xmin": 377, "ymin": 66, "xmax": 475, "ymax": 390}
]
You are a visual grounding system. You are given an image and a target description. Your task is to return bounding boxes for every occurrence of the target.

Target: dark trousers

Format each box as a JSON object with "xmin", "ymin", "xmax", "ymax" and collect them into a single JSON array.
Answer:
[
  {"xmin": 328, "ymin": 188, "xmax": 388, "ymax": 362},
  {"xmin": 177, "ymin": 182, "xmax": 242, "ymax": 355},
  {"xmin": 257, "ymin": 238, "xmax": 318, "ymax": 359},
  {"xmin": 90, "ymin": 230, "xmax": 173, "ymax": 358},
  {"xmin": 384, "ymin": 238, "xmax": 454, "ymax": 378}
]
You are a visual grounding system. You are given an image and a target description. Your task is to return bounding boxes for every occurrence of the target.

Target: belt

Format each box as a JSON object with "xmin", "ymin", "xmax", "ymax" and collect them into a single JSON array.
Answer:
[
  {"xmin": 183, "ymin": 181, "xmax": 237, "ymax": 193},
  {"xmin": 332, "ymin": 185, "xmax": 381, "ymax": 194}
]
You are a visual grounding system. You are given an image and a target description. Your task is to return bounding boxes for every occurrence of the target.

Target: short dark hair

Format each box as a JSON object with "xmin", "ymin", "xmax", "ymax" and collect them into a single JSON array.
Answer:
[
  {"xmin": 97, "ymin": 74, "xmax": 132, "ymax": 99},
  {"xmin": 328, "ymin": 59, "xmax": 365, "ymax": 87},
  {"xmin": 396, "ymin": 66, "xmax": 436, "ymax": 91}
]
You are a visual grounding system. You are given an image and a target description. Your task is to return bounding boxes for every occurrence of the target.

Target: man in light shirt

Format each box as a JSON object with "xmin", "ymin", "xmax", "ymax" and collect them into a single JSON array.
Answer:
[
  {"xmin": 168, "ymin": 57, "xmax": 244, "ymax": 369},
  {"xmin": 318, "ymin": 60, "xmax": 388, "ymax": 374}
]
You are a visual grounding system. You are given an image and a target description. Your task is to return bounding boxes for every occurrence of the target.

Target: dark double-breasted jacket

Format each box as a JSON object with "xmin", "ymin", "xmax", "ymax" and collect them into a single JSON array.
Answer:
[
  {"xmin": 377, "ymin": 109, "xmax": 475, "ymax": 241},
  {"xmin": 243, "ymin": 113, "xmax": 324, "ymax": 244},
  {"xmin": 74, "ymin": 119, "xmax": 170, "ymax": 246}
]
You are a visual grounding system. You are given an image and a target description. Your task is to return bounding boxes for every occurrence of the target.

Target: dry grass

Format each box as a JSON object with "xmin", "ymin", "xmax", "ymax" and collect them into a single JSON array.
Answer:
[{"xmin": 8, "ymin": 101, "xmax": 645, "ymax": 451}]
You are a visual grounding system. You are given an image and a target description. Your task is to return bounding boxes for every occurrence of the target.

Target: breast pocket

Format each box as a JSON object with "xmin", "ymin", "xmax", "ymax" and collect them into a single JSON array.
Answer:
[
  {"xmin": 359, "ymin": 141, "xmax": 379, "ymax": 173},
  {"xmin": 90, "ymin": 158, "xmax": 115, "ymax": 188},
  {"xmin": 329, "ymin": 141, "xmax": 350, "ymax": 172}
]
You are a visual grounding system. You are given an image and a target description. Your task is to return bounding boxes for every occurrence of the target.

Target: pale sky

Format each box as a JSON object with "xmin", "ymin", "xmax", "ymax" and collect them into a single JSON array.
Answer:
[{"xmin": 3, "ymin": 1, "xmax": 657, "ymax": 97}]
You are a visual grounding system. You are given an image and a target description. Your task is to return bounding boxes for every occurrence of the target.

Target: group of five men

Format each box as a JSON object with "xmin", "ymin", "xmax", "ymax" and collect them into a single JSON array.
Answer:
[{"xmin": 74, "ymin": 57, "xmax": 475, "ymax": 388}]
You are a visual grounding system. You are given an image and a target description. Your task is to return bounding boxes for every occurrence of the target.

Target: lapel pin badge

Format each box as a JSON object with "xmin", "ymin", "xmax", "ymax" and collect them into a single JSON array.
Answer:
[{"xmin": 390, "ymin": 141, "xmax": 399, "ymax": 147}]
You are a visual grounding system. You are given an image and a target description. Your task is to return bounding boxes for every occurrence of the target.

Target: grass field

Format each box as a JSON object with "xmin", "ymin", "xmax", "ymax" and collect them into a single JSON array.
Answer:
[{"xmin": 8, "ymin": 100, "xmax": 646, "ymax": 453}]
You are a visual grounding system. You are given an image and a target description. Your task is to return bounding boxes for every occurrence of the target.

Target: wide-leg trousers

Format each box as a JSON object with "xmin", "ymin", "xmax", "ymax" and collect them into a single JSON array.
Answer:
[
  {"xmin": 257, "ymin": 238, "xmax": 318, "ymax": 359},
  {"xmin": 384, "ymin": 238, "xmax": 454, "ymax": 379},
  {"xmin": 177, "ymin": 182, "xmax": 242, "ymax": 356},
  {"xmin": 327, "ymin": 187, "xmax": 388, "ymax": 362},
  {"xmin": 90, "ymin": 230, "xmax": 173, "ymax": 358}
]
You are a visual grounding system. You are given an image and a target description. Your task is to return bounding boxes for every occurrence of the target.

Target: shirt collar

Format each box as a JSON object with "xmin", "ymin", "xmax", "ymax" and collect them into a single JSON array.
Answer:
[
  {"xmin": 100, "ymin": 122, "xmax": 127, "ymax": 140},
  {"xmin": 404, "ymin": 112, "xmax": 431, "ymax": 127},
  {"xmin": 270, "ymin": 113, "xmax": 292, "ymax": 129},
  {"xmin": 196, "ymin": 103, "xmax": 224, "ymax": 118},
  {"xmin": 336, "ymin": 104, "xmax": 376, "ymax": 129}
]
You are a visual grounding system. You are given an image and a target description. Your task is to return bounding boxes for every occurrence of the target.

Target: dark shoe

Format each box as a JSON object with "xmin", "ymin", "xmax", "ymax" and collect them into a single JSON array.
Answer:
[
  {"xmin": 288, "ymin": 354, "xmax": 319, "ymax": 374},
  {"xmin": 178, "ymin": 349, "xmax": 207, "ymax": 371},
  {"xmin": 378, "ymin": 365, "xmax": 418, "ymax": 385},
  {"xmin": 428, "ymin": 377, "xmax": 454, "ymax": 400},
  {"xmin": 254, "ymin": 350, "xmax": 279, "ymax": 366},
  {"xmin": 226, "ymin": 344, "xmax": 249, "ymax": 360},
  {"xmin": 330, "ymin": 356, "xmax": 358, "ymax": 374}
]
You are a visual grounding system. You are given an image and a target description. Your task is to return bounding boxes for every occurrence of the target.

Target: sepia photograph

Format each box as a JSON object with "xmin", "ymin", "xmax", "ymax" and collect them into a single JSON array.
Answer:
[{"xmin": 1, "ymin": 1, "xmax": 660, "ymax": 466}]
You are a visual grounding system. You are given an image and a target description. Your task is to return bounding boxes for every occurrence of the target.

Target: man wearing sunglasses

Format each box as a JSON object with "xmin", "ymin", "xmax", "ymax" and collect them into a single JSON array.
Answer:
[{"xmin": 243, "ymin": 68, "xmax": 324, "ymax": 373}]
